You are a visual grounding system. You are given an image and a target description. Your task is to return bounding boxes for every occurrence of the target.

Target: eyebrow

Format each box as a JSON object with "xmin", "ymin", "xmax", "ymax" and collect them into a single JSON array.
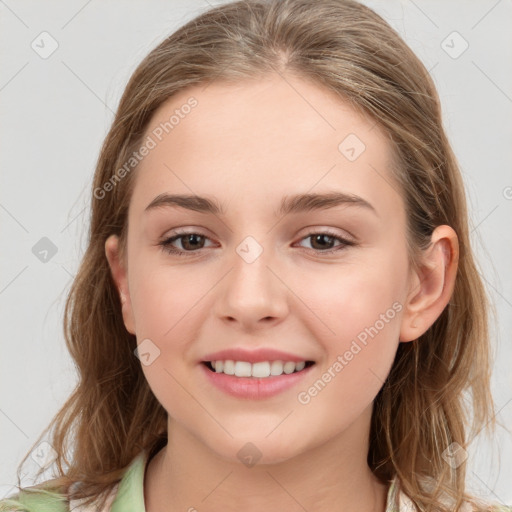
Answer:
[{"xmin": 144, "ymin": 192, "xmax": 377, "ymax": 217}]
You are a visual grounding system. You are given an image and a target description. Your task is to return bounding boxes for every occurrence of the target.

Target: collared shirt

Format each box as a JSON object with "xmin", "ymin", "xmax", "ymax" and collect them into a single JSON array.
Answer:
[{"xmin": 1, "ymin": 450, "xmax": 511, "ymax": 511}]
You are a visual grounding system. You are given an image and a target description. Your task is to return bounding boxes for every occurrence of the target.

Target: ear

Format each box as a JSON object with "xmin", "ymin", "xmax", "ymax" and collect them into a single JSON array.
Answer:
[
  {"xmin": 399, "ymin": 225, "xmax": 459, "ymax": 342},
  {"xmin": 105, "ymin": 234, "xmax": 136, "ymax": 335}
]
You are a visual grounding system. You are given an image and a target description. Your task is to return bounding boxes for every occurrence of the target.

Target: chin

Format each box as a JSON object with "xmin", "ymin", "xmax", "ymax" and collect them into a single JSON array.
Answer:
[{"xmin": 205, "ymin": 434, "xmax": 306, "ymax": 468}]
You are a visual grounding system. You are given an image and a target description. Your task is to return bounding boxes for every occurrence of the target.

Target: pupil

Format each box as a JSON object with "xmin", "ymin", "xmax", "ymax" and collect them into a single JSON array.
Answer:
[
  {"xmin": 183, "ymin": 234, "xmax": 203, "ymax": 250},
  {"xmin": 312, "ymin": 234, "xmax": 333, "ymax": 250}
]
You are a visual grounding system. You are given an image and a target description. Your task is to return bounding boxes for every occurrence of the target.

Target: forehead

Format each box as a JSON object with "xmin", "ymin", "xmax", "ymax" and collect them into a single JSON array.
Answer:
[{"xmin": 129, "ymin": 73, "xmax": 401, "ymax": 218}]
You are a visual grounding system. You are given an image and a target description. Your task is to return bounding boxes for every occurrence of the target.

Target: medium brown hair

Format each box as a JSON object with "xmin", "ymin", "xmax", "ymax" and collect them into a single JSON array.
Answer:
[{"xmin": 8, "ymin": 1, "xmax": 499, "ymax": 510}]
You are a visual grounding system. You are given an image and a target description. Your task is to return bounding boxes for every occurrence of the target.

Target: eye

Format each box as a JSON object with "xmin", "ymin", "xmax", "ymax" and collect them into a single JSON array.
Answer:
[
  {"xmin": 158, "ymin": 229, "xmax": 355, "ymax": 257},
  {"xmin": 296, "ymin": 231, "xmax": 355, "ymax": 254},
  {"xmin": 159, "ymin": 231, "xmax": 214, "ymax": 256}
]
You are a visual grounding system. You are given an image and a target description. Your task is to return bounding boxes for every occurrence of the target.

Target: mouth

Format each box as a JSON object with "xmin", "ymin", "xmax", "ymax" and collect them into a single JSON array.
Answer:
[{"xmin": 201, "ymin": 360, "xmax": 316, "ymax": 378}]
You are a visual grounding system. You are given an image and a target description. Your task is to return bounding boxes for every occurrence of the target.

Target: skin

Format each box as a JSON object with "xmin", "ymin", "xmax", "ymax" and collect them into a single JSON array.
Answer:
[{"xmin": 105, "ymin": 72, "xmax": 459, "ymax": 512}]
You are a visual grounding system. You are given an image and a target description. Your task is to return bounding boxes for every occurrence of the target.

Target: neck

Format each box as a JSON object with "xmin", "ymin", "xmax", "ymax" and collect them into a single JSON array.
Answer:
[{"xmin": 144, "ymin": 407, "xmax": 389, "ymax": 512}]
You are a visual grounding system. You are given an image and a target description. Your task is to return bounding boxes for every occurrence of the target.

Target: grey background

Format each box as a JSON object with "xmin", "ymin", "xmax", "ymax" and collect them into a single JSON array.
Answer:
[{"xmin": 1, "ymin": 0, "xmax": 511, "ymax": 506}]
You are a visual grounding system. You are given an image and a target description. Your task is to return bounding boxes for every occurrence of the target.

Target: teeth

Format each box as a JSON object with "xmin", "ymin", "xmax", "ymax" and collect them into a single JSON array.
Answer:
[
  {"xmin": 235, "ymin": 361, "xmax": 252, "ymax": 377},
  {"xmin": 295, "ymin": 361, "xmax": 306, "ymax": 371},
  {"xmin": 252, "ymin": 361, "xmax": 270, "ymax": 378},
  {"xmin": 210, "ymin": 360, "xmax": 309, "ymax": 378}
]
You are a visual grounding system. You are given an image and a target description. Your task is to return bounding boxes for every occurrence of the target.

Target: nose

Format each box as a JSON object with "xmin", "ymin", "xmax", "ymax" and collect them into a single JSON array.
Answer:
[{"xmin": 213, "ymin": 242, "xmax": 289, "ymax": 331}]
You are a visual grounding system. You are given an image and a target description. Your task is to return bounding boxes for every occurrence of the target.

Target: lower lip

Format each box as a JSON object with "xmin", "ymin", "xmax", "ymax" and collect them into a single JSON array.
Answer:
[{"xmin": 200, "ymin": 362, "xmax": 315, "ymax": 400}]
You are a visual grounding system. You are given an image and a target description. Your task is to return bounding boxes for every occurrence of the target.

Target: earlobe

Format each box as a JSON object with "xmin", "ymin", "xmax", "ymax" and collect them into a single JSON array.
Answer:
[
  {"xmin": 399, "ymin": 225, "xmax": 459, "ymax": 342},
  {"xmin": 104, "ymin": 234, "xmax": 136, "ymax": 335}
]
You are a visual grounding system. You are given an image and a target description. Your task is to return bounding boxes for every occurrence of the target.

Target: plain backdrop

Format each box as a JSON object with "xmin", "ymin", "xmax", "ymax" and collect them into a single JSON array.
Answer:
[{"xmin": 1, "ymin": 0, "xmax": 511, "ymax": 506}]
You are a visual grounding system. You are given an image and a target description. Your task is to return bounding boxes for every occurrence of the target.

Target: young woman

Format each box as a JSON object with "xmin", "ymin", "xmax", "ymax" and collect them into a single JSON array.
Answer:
[{"xmin": 1, "ymin": 0, "xmax": 510, "ymax": 511}]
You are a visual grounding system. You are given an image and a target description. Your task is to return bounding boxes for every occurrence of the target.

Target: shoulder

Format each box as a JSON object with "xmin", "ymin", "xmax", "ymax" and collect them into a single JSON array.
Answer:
[
  {"xmin": 0, "ymin": 450, "xmax": 146, "ymax": 512},
  {"xmin": 479, "ymin": 504, "xmax": 512, "ymax": 512},
  {"xmin": 388, "ymin": 477, "xmax": 512, "ymax": 512},
  {"xmin": 0, "ymin": 483, "xmax": 69, "ymax": 512},
  {"xmin": 0, "ymin": 481, "xmax": 120, "ymax": 512}
]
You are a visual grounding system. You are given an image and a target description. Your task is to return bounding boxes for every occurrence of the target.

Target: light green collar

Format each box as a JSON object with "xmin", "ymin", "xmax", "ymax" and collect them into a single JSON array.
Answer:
[{"xmin": 110, "ymin": 450, "xmax": 148, "ymax": 512}]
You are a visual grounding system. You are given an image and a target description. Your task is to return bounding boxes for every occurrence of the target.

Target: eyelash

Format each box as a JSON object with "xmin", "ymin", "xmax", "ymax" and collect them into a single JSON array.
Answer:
[{"xmin": 158, "ymin": 229, "xmax": 355, "ymax": 257}]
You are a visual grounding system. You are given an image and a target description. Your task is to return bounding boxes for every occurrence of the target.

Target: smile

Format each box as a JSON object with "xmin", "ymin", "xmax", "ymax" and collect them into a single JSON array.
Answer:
[
  {"xmin": 203, "ymin": 360, "xmax": 315, "ymax": 378},
  {"xmin": 200, "ymin": 360, "xmax": 316, "ymax": 400}
]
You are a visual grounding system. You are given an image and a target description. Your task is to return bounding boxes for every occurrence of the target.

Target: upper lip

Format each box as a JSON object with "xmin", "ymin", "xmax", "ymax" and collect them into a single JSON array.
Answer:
[{"xmin": 201, "ymin": 348, "xmax": 313, "ymax": 364}]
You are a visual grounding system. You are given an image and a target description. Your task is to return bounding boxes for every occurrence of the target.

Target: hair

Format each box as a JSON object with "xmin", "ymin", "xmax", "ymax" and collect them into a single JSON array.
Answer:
[{"xmin": 7, "ymin": 0, "xmax": 500, "ymax": 511}]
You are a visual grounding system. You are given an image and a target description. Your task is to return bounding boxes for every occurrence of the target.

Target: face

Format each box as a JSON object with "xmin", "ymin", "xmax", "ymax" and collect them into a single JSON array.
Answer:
[{"xmin": 106, "ymin": 73, "xmax": 416, "ymax": 465}]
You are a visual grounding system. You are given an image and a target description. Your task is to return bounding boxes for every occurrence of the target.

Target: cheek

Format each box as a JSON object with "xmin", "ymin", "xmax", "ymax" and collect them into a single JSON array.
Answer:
[
  {"xmin": 293, "ymin": 269, "xmax": 403, "ymax": 430},
  {"xmin": 131, "ymin": 267, "xmax": 207, "ymax": 420},
  {"xmin": 293, "ymin": 253, "xmax": 405, "ymax": 395},
  {"xmin": 295, "ymin": 255, "xmax": 405, "ymax": 341},
  {"xmin": 129, "ymin": 263, "xmax": 203, "ymax": 341},
  {"xmin": 128, "ymin": 264, "xmax": 207, "ymax": 389}
]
